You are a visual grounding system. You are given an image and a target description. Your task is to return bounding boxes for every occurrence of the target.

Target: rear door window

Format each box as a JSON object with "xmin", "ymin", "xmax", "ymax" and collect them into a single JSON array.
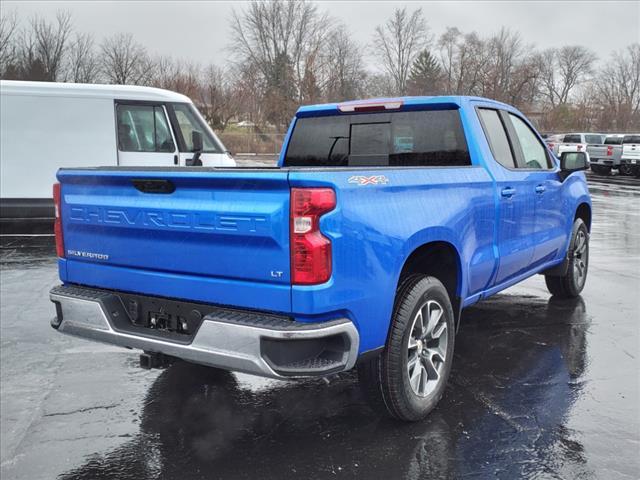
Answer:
[
  {"xmin": 284, "ymin": 109, "xmax": 470, "ymax": 167},
  {"xmin": 116, "ymin": 104, "xmax": 175, "ymax": 153},
  {"xmin": 477, "ymin": 108, "xmax": 516, "ymax": 169}
]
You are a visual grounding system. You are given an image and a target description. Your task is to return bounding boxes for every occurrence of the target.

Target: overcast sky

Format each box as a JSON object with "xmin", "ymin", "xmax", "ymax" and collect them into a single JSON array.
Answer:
[{"xmin": 4, "ymin": 1, "xmax": 639, "ymax": 68}]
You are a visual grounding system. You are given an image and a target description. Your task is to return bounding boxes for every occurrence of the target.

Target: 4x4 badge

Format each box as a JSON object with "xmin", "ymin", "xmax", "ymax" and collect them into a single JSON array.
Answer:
[{"xmin": 348, "ymin": 175, "xmax": 389, "ymax": 186}]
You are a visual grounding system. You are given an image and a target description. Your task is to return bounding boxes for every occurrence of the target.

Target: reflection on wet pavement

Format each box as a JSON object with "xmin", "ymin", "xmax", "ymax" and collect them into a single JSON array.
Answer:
[{"xmin": 1, "ymin": 179, "xmax": 638, "ymax": 480}]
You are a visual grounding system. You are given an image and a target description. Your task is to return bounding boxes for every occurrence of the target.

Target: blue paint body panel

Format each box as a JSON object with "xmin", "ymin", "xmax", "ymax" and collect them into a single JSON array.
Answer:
[{"xmin": 57, "ymin": 96, "xmax": 591, "ymax": 356}]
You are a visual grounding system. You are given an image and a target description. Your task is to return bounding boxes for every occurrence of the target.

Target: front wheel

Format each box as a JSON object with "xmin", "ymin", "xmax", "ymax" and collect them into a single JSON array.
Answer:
[
  {"xmin": 545, "ymin": 218, "xmax": 589, "ymax": 298},
  {"xmin": 358, "ymin": 276, "xmax": 455, "ymax": 421}
]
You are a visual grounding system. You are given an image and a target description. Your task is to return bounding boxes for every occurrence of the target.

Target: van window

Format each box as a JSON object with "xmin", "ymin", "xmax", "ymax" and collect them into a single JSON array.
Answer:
[
  {"xmin": 117, "ymin": 105, "xmax": 175, "ymax": 153},
  {"xmin": 170, "ymin": 103, "xmax": 221, "ymax": 153},
  {"xmin": 284, "ymin": 109, "xmax": 470, "ymax": 167},
  {"xmin": 478, "ymin": 109, "xmax": 516, "ymax": 169},
  {"xmin": 508, "ymin": 114, "xmax": 551, "ymax": 169}
]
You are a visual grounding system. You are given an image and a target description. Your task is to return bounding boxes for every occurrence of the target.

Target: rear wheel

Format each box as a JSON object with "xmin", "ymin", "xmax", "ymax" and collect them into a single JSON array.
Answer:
[
  {"xmin": 619, "ymin": 164, "xmax": 633, "ymax": 176},
  {"xmin": 545, "ymin": 218, "xmax": 589, "ymax": 298},
  {"xmin": 358, "ymin": 276, "xmax": 455, "ymax": 421},
  {"xmin": 590, "ymin": 165, "xmax": 611, "ymax": 176}
]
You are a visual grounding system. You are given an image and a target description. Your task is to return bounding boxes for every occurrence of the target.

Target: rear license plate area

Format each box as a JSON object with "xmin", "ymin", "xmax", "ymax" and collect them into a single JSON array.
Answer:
[{"xmin": 115, "ymin": 292, "xmax": 214, "ymax": 340}]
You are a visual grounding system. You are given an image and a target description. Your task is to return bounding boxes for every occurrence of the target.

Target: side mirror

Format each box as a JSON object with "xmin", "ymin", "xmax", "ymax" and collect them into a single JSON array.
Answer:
[
  {"xmin": 186, "ymin": 131, "xmax": 203, "ymax": 166},
  {"xmin": 191, "ymin": 130, "xmax": 203, "ymax": 152},
  {"xmin": 559, "ymin": 151, "xmax": 588, "ymax": 181}
]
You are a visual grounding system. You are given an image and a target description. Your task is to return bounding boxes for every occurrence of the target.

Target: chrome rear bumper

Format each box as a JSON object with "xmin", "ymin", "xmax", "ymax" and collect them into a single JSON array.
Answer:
[{"xmin": 50, "ymin": 285, "xmax": 359, "ymax": 379}]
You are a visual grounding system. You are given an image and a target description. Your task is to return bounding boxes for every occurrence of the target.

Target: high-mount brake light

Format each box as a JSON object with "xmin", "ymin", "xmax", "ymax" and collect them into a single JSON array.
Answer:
[
  {"xmin": 290, "ymin": 188, "xmax": 336, "ymax": 285},
  {"xmin": 53, "ymin": 183, "xmax": 65, "ymax": 258},
  {"xmin": 337, "ymin": 100, "xmax": 403, "ymax": 113}
]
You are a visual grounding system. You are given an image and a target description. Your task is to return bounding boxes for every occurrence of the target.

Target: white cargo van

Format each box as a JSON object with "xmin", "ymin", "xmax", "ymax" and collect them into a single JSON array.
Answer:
[{"xmin": 0, "ymin": 80, "xmax": 235, "ymax": 228}]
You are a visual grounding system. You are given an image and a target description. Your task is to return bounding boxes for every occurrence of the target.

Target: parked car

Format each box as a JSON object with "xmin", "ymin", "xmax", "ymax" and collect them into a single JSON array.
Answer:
[
  {"xmin": 621, "ymin": 134, "xmax": 640, "ymax": 177},
  {"xmin": 587, "ymin": 134, "xmax": 625, "ymax": 175},
  {"xmin": 557, "ymin": 132, "xmax": 604, "ymax": 156},
  {"xmin": 49, "ymin": 96, "xmax": 591, "ymax": 421},
  {"xmin": 0, "ymin": 81, "xmax": 234, "ymax": 228}
]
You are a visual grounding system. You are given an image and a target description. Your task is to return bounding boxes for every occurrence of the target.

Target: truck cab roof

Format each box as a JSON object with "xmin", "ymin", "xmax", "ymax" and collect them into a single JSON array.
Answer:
[{"xmin": 295, "ymin": 96, "xmax": 514, "ymax": 117}]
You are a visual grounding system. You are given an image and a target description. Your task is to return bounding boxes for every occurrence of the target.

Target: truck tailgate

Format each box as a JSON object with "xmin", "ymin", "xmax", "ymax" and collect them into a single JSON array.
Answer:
[{"xmin": 57, "ymin": 168, "xmax": 292, "ymax": 312}]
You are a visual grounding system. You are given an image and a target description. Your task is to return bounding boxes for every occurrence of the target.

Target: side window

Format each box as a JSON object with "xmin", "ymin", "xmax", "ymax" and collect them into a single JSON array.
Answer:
[
  {"xmin": 478, "ymin": 108, "xmax": 516, "ymax": 169},
  {"xmin": 508, "ymin": 114, "xmax": 551, "ymax": 169},
  {"xmin": 116, "ymin": 104, "xmax": 175, "ymax": 153},
  {"xmin": 171, "ymin": 103, "xmax": 221, "ymax": 152}
]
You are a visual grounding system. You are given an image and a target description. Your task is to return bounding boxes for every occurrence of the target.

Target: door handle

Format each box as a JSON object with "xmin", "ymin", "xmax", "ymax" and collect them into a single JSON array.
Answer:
[
  {"xmin": 501, "ymin": 187, "xmax": 516, "ymax": 198},
  {"xmin": 535, "ymin": 185, "xmax": 546, "ymax": 194}
]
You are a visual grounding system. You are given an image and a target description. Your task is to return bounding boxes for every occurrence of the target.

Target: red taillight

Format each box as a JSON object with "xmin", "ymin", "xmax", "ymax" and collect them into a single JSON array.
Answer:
[
  {"xmin": 290, "ymin": 188, "xmax": 336, "ymax": 285},
  {"xmin": 607, "ymin": 145, "xmax": 613, "ymax": 156},
  {"xmin": 53, "ymin": 183, "xmax": 65, "ymax": 258},
  {"xmin": 577, "ymin": 144, "xmax": 583, "ymax": 150}
]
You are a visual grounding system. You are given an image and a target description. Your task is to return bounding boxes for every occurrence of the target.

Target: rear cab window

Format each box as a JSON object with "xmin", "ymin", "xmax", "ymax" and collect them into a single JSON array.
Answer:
[
  {"xmin": 585, "ymin": 134, "xmax": 604, "ymax": 144},
  {"xmin": 622, "ymin": 135, "xmax": 640, "ymax": 144},
  {"xmin": 563, "ymin": 134, "xmax": 582, "ymax": 144},
  {"xmin": 604, "ymin": 136, "xmax": 623, "ymax": 145},
  {"xmin": 283, "ymin": 109, "xmax": 471, "ymax": 167}
]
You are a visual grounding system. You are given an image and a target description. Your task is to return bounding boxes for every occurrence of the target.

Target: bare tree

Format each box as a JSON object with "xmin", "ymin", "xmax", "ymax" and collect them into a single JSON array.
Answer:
[
  {"xmin": 100, "ymin": 33, "xmax": 152, "ymax": 85},
  {"xmin": 373, "ymin": 7, "xmax": 429, "ymax": 95},
  {"xmin": 0, "ymin": 9, "xmax": 19, "ymax": 77},
  {"xmin": 481, "ymin": 28, "xmax": 540, "ymax": 107},
  {"xmin": 539, "ymin": 45, "xmax": 596, "ymax": 107},
  {"xmin": 438, "ymin": 29, "xmax": 490, "ymax": 95},
  {"xmin": 321, "ymin": 24, "xmax": 365, "ymax": 102},
  {"xmin": 28, "ymin": 10, "xmax": 73, "ymax": 81},
  {"xmin": 594, "ymin": 43, "xmax": 640, "ymax": 130},
  {"xmin": 230, "ymin": 0, "xmax": 329, "ymax": 127},
  {"xmin": 66, "ymin": 32, "xmax": 99, "ymax": 83},
  {"xmin": 199, "ymin": 65, "xmax": 241, "ymax": 131}
]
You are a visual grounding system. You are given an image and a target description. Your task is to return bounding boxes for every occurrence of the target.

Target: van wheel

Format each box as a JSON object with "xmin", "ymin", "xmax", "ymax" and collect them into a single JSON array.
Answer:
[
  {"xmin": 545, "ymin": 218, "xmax": 589, "ymax": 298},
  {"xmin": 590, "ymin": 165, "xmax": 611, "ymax": 176},
  {"xmin": 358, "ymin": 276, "xmax": 455, "ymax": 421}
]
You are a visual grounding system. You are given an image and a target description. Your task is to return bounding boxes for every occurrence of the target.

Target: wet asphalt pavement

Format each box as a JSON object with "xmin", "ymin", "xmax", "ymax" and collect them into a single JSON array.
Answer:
[{"xmin": 1, "ymin": 175, "xmax": 639, "ymax": 480}]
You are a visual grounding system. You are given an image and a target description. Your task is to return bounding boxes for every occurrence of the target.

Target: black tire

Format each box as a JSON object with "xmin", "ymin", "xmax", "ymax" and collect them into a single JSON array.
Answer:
[
  {"xmin": 358, "ymin": 275, "xmax": 455, "ymax": 421},
  {"xmin": 590, "ymin": 165, "xmax": 611, "ymax": 176},
  {"xmin": 545, "ymin": 218, "xmax": 589, "ymax": 298},
  {"xmin": 619, "ymin": 164, "xmax": 633, "ymax": 176}
]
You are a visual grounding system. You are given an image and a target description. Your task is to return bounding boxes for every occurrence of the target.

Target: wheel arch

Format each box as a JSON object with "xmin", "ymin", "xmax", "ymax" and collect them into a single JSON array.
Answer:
[
  {"xmin": 395, "ymin": 241, "xmax": 464, "ymax": 330},
  {"xmin": 575, "ymin": 202, "xmax": 592, "ymax": 232}
]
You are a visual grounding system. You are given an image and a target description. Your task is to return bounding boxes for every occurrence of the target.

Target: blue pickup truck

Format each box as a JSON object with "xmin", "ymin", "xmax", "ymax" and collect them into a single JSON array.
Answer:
[{"xmin": 50, "ymin": 96, "xmax": 591, "ymax": 421}]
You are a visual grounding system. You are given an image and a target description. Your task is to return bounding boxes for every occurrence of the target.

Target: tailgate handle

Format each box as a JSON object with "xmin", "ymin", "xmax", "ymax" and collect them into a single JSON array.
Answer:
[{"xmin": 132, "ymin": 179, "xmax": 176, "ymax": 194}]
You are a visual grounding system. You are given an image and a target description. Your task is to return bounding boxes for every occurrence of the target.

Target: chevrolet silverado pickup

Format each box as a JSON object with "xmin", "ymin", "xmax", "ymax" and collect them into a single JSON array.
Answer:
[
  {"xmin": 50, "ymin": 96, "xmax": 592, "ymax": 421},
  {"xmin": 587, "ymin": 134, "xmax": 626, "ymax": 175}
]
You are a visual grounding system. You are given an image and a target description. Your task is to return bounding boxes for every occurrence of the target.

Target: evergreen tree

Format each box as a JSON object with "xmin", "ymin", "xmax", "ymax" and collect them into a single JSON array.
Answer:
[{"xmin": 408, "ymin": 49, "xmax": 442, "ymax": 95}]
